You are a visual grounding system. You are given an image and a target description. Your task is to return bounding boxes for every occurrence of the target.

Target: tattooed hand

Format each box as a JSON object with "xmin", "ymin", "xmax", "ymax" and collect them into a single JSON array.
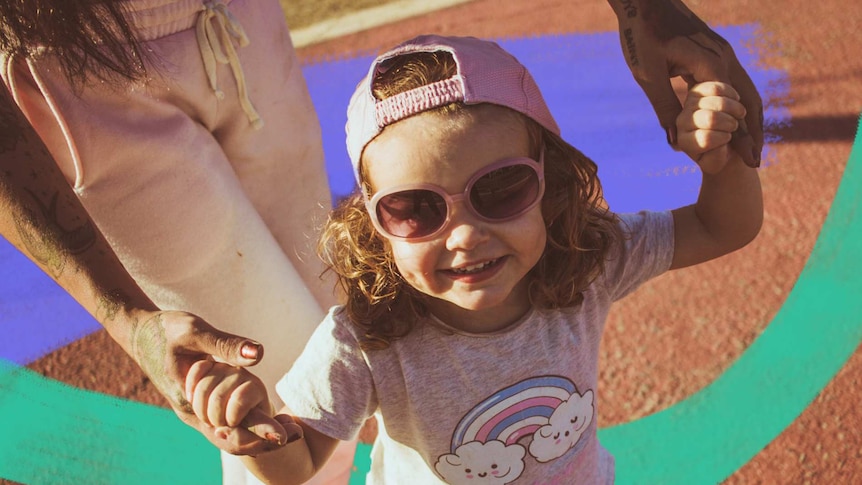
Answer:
[
  {"xmin": 130, "ymin": 310, "xmax": 290, "ymax": 455},
  {"xmin": 610, "ymin": 0, "xmax": 764, "ymax": 167}
]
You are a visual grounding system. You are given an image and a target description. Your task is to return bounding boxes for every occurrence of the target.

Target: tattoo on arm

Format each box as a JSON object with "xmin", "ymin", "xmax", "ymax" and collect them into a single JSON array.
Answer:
[
  {"xmin": 97, "ymin": 287, "xmax": 131, "ymax": 322},
  {"xmin": 13, "ymin": 189, "xmax": 97, "ymax": 277},
  {"xmin": 131, "ymin": 313, "xmax": 194, "ymax": 413},
  {"xmin": 618, "ymin": 0, "xmax": 638, "ymax": 18},
  {"xmin": 623, "ymin": 28, "xmax": 639, "ymax": 67},
  {"xmin": 0, "ymin": 100, "xmax": 26, "ymax": 153},
  {"xmin": 615, "ymin": 0, "xmax": 729, "ymax": 70},
  {"xmin": 2, "ymin": 89, "xmax": 97, "ymax": 278},
  {"xmin": 640, "ymin": 0, "xmax": 728, "ymax": 51}
]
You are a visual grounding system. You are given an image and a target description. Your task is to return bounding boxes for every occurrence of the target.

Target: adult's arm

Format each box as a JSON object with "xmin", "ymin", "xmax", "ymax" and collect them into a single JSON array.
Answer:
[
  {"xmin": 0, "ymin": 86, "xmax": 284, "ymax": 455},
  {"xmin": 607, "ymin": 0, "xmax": 764, "ymax": 166}
]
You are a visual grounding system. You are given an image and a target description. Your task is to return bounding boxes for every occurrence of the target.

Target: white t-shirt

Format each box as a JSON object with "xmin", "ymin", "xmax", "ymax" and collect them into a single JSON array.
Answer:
[{"xmin": 277, "ymin": 211, "xmax": 674, "ymax": 484}]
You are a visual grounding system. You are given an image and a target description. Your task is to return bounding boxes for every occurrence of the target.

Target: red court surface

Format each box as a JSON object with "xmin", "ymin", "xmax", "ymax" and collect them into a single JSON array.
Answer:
[{"xmin": 8, "ymin": 0, "xmax": 861, "ymax": 483}]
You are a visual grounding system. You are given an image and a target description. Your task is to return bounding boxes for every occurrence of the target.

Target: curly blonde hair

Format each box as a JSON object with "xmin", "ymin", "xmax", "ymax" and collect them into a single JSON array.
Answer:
[{"xmin": 318, "ymin": 51, "xmax": 621, "ymax": 350}]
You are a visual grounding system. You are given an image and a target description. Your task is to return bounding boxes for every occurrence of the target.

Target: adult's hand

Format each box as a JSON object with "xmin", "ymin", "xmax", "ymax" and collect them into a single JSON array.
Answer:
[
  {"xmin": 129, "ymin": 309, "xmax": 289, "ymax": 455},
  {"xmin": 609, "ymin": 0, "xmax": 763, "ymax": 167},
  {"xmin": 1, "ymin": 88, "xmax": 287, "ymax": 455}
]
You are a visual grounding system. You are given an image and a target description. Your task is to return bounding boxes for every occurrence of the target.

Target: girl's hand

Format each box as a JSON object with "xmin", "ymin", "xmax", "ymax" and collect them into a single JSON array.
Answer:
[
  {"xmin": 676, "ymin": 81, "xmax": 748, "ymax": 174},
  {"xmin": 185, "ymin": 360, "xmax": 301, "ymax": 453}
]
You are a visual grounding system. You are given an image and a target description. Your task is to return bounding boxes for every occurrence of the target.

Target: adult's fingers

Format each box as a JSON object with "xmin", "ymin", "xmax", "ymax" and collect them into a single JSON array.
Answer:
[
  {"xmin": 174, "ymin": 315, "xmax": 264, "ymax": 367},
  {"xmin": 635, "ymin": 68, "xmax": 685, "ymax": 145},
  {"xmin": 708, "ymin": 55, "xmax": 759, "ymax": 167},
  {"xmin": 729, "ymin": 60, "xmax": 764, "ymax": 166},
  {"xmin": 730, "ymin": 117, "xmax": 757, "ymax": 168},
  {"xmin": 618, "ymin": 25, "xmax": 688, "ymax": 144}
]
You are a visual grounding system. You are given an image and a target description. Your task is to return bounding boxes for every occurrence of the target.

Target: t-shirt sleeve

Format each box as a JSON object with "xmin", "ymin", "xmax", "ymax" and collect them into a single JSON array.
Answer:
[
  {"xmin": 275, "ymin": 307, "xmax": 376, "ymax": 441},
  {"xmin": 600, "ymin": 210, "xmax": 674, "ymax": 301}
]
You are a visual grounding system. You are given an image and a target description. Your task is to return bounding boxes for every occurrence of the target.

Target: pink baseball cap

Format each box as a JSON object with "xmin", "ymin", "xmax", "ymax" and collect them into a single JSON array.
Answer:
[{"xmin": 345, "ymin": 34, "xmax": 560, "ymax": 182}]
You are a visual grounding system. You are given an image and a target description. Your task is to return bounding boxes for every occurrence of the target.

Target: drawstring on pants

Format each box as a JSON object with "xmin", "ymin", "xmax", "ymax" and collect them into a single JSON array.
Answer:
[{"xmin": 196, "ymin": 1, "xmax": 264, "ymax": 129}]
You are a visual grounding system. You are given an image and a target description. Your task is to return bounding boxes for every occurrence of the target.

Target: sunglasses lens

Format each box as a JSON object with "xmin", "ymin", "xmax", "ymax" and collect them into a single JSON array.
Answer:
[
  {"xmin": 376, "ymin": 189, "xmax": 448, "ymax": 238},
  {"xmin": 470, "ymin": 164, "xmax": 541, "ymax": 219},
  {"xmin": 372, "ymin": 162, "xmax": 541, "ymax": 240}
]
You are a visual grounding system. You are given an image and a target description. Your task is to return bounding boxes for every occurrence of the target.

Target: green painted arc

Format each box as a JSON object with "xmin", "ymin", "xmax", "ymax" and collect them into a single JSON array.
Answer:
[
  {"xmin": 0, "ymin": 362, "xmax": 220, "ymax": 484},
  {"xmin": 1, "ymin": 117, "xmax": 860, "ymax": 484}
]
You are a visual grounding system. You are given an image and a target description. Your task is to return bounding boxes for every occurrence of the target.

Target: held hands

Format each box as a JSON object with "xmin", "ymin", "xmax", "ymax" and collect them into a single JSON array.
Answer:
[
  {"xmin": 184, "ymin": 359, "xmax": 305, "ymax": 454},
  {"xmin": 613, "ymin": 0, "xmax": 763, "ymax": 167},
  {"xmin": 129, "ymin": 310, "xmax": 291, "ymax": 455},
  {"xmin": 675, "ymin": 81, "xmax": 747, "ymax": 174}
]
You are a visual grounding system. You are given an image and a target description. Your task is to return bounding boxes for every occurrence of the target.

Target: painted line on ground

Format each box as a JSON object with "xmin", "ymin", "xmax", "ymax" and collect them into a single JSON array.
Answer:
[{"xmin": 0, "ymin": 359, "xmax": 221, "ymax": 484}]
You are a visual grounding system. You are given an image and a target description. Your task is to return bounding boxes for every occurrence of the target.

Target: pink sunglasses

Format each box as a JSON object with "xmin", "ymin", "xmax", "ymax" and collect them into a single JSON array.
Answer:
[{"xmin": 366, "ymin": 152, "xmax": 545, "ymax": 241}]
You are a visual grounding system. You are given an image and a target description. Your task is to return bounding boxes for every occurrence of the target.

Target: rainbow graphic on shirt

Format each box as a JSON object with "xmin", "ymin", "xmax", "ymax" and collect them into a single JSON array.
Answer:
[{"xmin": 449, "ymin": 376, "xmax": 578, "ymax": 452}]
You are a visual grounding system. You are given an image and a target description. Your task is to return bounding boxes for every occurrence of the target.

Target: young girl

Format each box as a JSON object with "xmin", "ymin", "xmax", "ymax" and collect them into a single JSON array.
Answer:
[{"xmin": 185, "ymin": 34, "xmax": 762, "ymax": 484}]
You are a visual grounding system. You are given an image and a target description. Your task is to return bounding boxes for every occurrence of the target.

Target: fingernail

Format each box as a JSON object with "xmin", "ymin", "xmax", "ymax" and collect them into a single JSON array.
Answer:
[
  {"xmin": 665, "ymin": 126, "xmax": 678, "ymax": 146},
  {"xmin": 240, "ymin": 342, "xmax": 260, "ymax": 360},
  {"xmin": 284, "ymin": 426, "xmax": 304, "ymax": 444},
  {"xmin": 265, "ymin": 432, "xmax": 285, "ymax": 446},
  {"xmin": 752, "ymin": 147, "xmax": 762, "ymax": 168},
  {"xmin": 216, "ymin": 428, "xmax": 229, "ymax": 441}
]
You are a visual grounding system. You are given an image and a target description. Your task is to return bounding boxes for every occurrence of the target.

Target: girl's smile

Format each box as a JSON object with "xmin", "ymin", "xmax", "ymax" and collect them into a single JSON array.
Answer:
[
  {"xmin": 442, "ymin": 256, "xmax": 505, "ymax": 281},
  {"xmin": 362, "ymin": 104, "xmax": 547, "ymax": 333}
]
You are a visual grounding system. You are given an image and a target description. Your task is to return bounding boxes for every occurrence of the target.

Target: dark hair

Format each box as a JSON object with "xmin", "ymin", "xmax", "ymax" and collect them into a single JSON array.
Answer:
[
  {"xmin": 318, "ymin": 51, "xmax": 621, "ymax": 350},
  {"xmin": 0, "ymin": 0, "xmax": 146, "ymax": 87}
]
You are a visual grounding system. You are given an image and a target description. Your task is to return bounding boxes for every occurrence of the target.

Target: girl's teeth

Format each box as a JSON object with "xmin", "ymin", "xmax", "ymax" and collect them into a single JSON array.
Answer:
[{"xmin": 453, "ymin": 260, "xmax": 495, "ymax": 274}]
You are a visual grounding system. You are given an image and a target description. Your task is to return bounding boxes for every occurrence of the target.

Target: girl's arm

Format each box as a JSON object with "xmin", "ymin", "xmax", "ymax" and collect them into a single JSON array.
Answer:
[
  {"xmin": 185, "ymin": 360, "xmax": 341, "ymax": 485},
  {"xmin": 241, "ymin": 411, "xmax": 341, "ymax": 485},
  {"xmin": 669, "ymin": 81, "xmax": 763, "ymax": 270}
]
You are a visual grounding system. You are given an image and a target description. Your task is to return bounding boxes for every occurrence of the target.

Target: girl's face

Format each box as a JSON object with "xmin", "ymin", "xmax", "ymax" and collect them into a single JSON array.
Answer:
[{"xmin": 363, "ymin": 105, "xmax": 547, "ymax": 333}]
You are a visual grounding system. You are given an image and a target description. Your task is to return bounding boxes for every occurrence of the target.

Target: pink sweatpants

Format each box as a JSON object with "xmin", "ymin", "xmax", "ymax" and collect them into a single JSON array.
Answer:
[{"xmin": 1, "ymin": 0, "xmax": 355, "ymax": 483}]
